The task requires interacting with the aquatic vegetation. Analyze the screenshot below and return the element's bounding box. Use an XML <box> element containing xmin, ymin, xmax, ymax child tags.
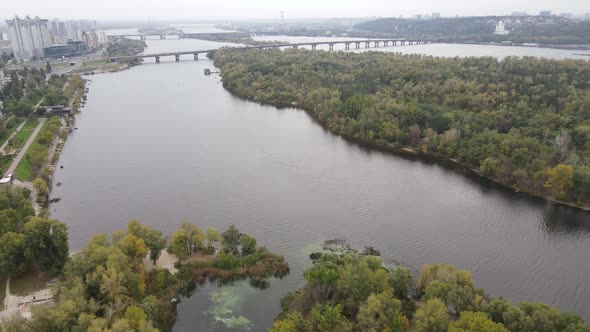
<box><xmin>210</xmin><ymin>286</ymin><xmax>253</xmax><ymax>331</ymax></box>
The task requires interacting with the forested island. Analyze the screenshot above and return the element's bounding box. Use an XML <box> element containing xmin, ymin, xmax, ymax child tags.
<box><xmin>105</xmin><ymin>38</ymin><xmax>147</xmax><ymax>58</ymax></box>
<box><xmin>214</xmin><ymin>48</ymin><xmax>590</xmax><ymax>209</ymax></box>
<box><xmin>270</xmin><ymin>241</ymin><xmax>590</xmax><ymax>331</ymax></box>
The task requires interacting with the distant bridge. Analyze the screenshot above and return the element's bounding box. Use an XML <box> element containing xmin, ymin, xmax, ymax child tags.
<box><xmin>108</xmin><ymin>32</ymin><xmax>186</xmax><ymax>40</ymax></box>
<box><xmin>107</xmin><ymin>39</ymin><xmax>435</xmax><ymax>63</ymax></box>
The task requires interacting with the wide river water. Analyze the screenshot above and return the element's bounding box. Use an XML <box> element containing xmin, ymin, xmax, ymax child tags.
<box><xmin>50</xmin><ymin>34</ymin><xmax>590</xmax><ymax>330</ymax></box>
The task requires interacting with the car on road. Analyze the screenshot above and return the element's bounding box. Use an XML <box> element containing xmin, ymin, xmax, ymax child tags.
<box><xmin>0</xmin><ymin>173</ymin><xmax>13</xmax><ymax>184</ymax></box>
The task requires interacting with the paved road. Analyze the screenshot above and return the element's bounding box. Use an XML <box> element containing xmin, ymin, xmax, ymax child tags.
<box><xmin>0</xmin><ymin>119</ymin><xmax>27</xmax><ymax>154</ymax></box>
<box><xmin>5</xmin><ymin>118</ymin><xmax>46</xmax><ymax>175</ymax></box>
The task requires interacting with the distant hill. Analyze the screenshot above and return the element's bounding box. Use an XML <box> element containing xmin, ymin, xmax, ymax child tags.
<box><xmin>354</xmin><ymin>16</ymin><xmax>590</xmax><ymax>45</ymax></box>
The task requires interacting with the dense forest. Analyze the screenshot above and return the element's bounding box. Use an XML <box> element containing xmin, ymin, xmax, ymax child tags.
<box><xmin>0</xmin><ymin>187</ymin><xmax>69</xmax><ymax>277</ymax></box>
<box><xmin>214</xmin><ymin>48</ymin><xmax>590</xmax><ymax>208</ymax></box>
<box><xmin>106</xmin><ymin>38</ymin><xmax>147</xmax><ymax>57</ymax></box>
<box><xmin>354</xmin><ymin>16</ymin><xmax>590</xmax><ymax>45</ymax></box>
<box><xmin>271</xmin><ymin>242</ymin><xmax>590</xmax><ymax>331</ymax></box>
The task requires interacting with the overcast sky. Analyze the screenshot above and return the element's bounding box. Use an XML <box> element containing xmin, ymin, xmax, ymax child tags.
<box><xmin>3</xmin><ymin>0</ymin><xmax>589</xmax><ymax>21</ymax></box>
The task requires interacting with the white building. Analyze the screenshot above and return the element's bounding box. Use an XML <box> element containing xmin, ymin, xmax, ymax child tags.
<box><xmin>6</xmin><ymin>16</ymin><xmax>52</xmax><ymax>59</ymax></box>
<box><xmin>494</xmin><ymin>21</ymin><xmax>510</xmax><ymax>35</ymax></box>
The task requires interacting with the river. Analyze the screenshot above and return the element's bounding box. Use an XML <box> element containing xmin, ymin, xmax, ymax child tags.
<box><xmin>49</xmin><ymin>34</ymin><xmax>590</xmax><ymax>330</ymax></box>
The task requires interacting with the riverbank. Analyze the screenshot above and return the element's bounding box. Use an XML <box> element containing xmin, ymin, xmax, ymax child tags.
<box><xmin>214</xmin><ymin>49</ymin><xmax>590</xmax><ymax>212</ymax></box>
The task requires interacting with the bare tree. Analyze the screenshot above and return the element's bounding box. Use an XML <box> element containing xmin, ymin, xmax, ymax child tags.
<box><xmin>554</xmin><ymin>131</ymin><xmax>571</xmax><ymax>162</ymax></box>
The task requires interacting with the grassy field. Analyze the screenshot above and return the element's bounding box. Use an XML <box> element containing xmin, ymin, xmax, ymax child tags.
<box><xmin>0</xmin><ymin>155</ymin><xmax>15</xmax><ymax>174</ymax></box>
<box><xmin>14</xmin><ymin>120</ymin><xmax>54</xmax><ymax>181</ymax></box>
<box><xmin>0</xmin><ymin>117</ymin><xmax>25</xmax><ymax>148</ymax></box>
<box><xmin>82</xmin><ymin>58</ymin><xmax>107</xmax><ymax>67</ymax></box>
<box><xmin>14</xmin><ymin>118</ymin><xmax>59</xmax><ymax>181</ymax></box>
<box><xmin>7</xmin><ymin>118</ymin><xmax>39</xmax><ymax>151</ymax></box>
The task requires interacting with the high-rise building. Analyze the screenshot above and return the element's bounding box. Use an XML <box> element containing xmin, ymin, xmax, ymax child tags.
<box><xmin>6</xmin><ymin>16</ymin><xmax>52</xmax><ymax>59</ymax></box>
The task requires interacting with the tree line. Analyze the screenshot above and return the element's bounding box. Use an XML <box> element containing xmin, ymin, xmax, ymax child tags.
<box><xmin>214</xmin><ymin>48</ymin><xmax>590</xmax><ymax>207</ymax></box>
<box><xmin>271</xmin><ymin>246</ymin><xmax>589</xmax><ymax>331</ymax></box>
<box><xmin>354</xmin><ymin>16</ymin><xmax>590</xmax><ymax>45</ymax></box>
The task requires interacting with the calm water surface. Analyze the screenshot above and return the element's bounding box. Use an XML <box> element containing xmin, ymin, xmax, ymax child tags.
<box><xmin>50</xmin><ymin>37</ymin><xmax>590</xmax><ymax>330</ymax></box>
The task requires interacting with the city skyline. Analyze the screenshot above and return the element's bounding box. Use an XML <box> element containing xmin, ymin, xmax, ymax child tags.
<box><xmin>2</xmin><ymin>0</ymin><xmax>589</xmax><ymax>21</ymax></box>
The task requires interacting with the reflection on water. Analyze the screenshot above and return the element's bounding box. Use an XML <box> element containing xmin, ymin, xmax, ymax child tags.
<box><xmin>174</xmin><ymin>281</ymin><xmax>275</xmax><ymax>332</ymax></box>
<box><xmin>542</xmin><ymin>203</ymin><xmax>590</xmax><ymax>236</ymax></box>
<box><xmin>210</xmin><ymin>286</ymin><xmax>254</xmax><ymax>330</ymax></box>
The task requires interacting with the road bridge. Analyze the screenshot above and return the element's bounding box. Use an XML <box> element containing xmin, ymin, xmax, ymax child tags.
<box><xmin>107</xmin><ymin>39</ymin><xmax>435</xmax><ymax>63</ymax></box>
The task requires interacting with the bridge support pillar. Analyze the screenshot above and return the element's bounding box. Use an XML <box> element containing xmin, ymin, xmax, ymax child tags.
<box><xmin>140</xmin><ymin>35</ymin><xmax>146</xmax><ymax>40</ymax></box>
<box><xmin>365</xmin><ymin>41</ymin><xmax>370</xmax><ymax>48</ymax></box>
<box><xmin>311</xmin><ymin>44</ymin><xmax>317</xmax><ymax>51</ymax></box>
<box><xmin>328</xmin><ymin>43</ymin><xmax>334</xmax><ymax>52</ymax></box>
<box><xmin>155</xmin><ymin>56</ymin><xmax>160</xmax><ymax>64</ymax></box>
<box><xmin>175</xmin><ymin>55</ymin><xmax>180</xmax><ymax>62</ymax></box>
<box><xmin>293</xmin><ymin>45</ymin><xmax>298</xmax><ymax>49</ymax></box>
<box><xmin>384</xmin><ymin>41</ymin><xmax>389</xmax><ymax>47</ymax></box>
<box><xmin>345</xmin><ymin>43</ymin><xmax>350</xmax><ymax>50</ymax></box>
<box><xmin>160</xmin><ymin>35</ymin><xmax>165</xmax><ymax>40</ymax></box>
<box><xmin>355</xmin><ymin>42</ymin><xmax>360</xmax><ymax>49</ymax></box>
<box><xmin>194</xmin><ymin>53</ymin><xmax>198</xmax><ymax>61</ymax></box>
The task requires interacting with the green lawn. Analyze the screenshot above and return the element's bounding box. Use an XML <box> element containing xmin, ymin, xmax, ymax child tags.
<box><xmin>82</xmin><ymin>59</ymin><xmax>107</xmax><ymax>67</ymax></box>
<box><xmin>14</xmin><ymin>118</ymin><xmax>57</xmax><ymax>181</ymax></box>
<box><xmin>0</xmin><ymin>117</ymin><xmax>25</xmax><ymax>148</ymax></box>
<box><xmin>13</xmin><ymin>150</ymin><xmax>34</xmax><ymax>180</ymax></box>
<box><xmin>7</xmin><ymin>118</ymin><xmax>39</xmax><ymax>151</ymax></box>
<box><xmin>0</xmin><ymin>155</ymin><xmax>15</xmax><ymax>174</ymax></box>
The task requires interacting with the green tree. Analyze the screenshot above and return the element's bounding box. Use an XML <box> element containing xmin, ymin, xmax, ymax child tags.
<box><xmin>33</xmin><ymin>178</ymin><xmax>48</xmax><ymax>195</ymax></box>
<box><xmin>46</xmin><ymin>61</ymin><xmax>52</xmax><ymax>73</ymax></box>
<box><xmin>483</xmin><ymin>298</ymin><xmax>514</xmax><ymax>324</ymax></box>
<box><xmin>144</xmin><ymin>229</ymin><xmax>166</xmax><ymax>265</ymax></box>
<box><xmin>167</xmin><ymin>228</ymin><xmax>189</xmax><ymax>264</ymax></box>
<box><xmin>240</xmin><ymin>235</ymin><xmax>257</xmax><ymax>255</ymax></box>
<box><xmin>413</xmin><ymin>298</ymin><xmax>449</xmax><ymax>332</ymax></box>
<box><xmin>0</xmin><ymin>232</ymin><xmax>27</xmax><ymax>276</ymax></box>
<box><xmin>502</xmin><ymin>306</ymin><xmax>534</xmax><ymax>332</ymax></box>
<box><xmin>221</xmin><ymin>225</ymin><xmax>241</xmax><ymax>254</ymax></box>
<box><xmin>449</xmin><ymin>311</ymin><xmax>508</xmax><ymax>332</ymax></box>
<box><xmin>391</xmin><ymin>266</ymin><xmax>413</xmax><ymax>299</ymax></box>
<box><xmin>356</xmin><ymin>290</ymin><xmax>403</xmax><ymax>332</ymax></box>
<box><xmin>23</xmin><ymin>218</ymin><xmax>69</xmax><ymax>274</ymax></box>
<box><xmin>270</xmin><ymin>312</ymin><xmax>311</xmax><ymax>332</ymax></box>
<box><xmin>206</xmin><ymin>227</ymin><xmax>220</xmax><ymax>249</ymax></box>
<box><xmin>125</xmin><ymin>305</ymin><xmax>147</xmax><ymax>331</ymax></box>
<box><xmin>544</xmin><ymin>164</ymin><xmax>574</xmax><ymax>199</ymax></box>
<box><xmin>310</xmin><ymin>304</ymin><xmax>352</xmax><ymax>332</ymax></box>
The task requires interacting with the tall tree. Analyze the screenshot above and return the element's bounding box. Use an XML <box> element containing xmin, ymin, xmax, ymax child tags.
<box><xmin>413</xmin><ymin>298</ymin><xmax>449</xmax><ymax>332</ymax></box>
<box><xmin>544</xmin><ymin>164</ymin><xmax>574</xmax><ymax>199</ymax></box>
<box><xmin>221</xmin><ymin>225</ymin><xmax>241</xmax><ymax>254</ymax></box>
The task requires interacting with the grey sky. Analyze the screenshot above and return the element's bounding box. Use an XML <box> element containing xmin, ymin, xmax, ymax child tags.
<box><xmin>3</xmin><ymin>0</ymin><xmax>589</xmax><ymax>21</ymax></box>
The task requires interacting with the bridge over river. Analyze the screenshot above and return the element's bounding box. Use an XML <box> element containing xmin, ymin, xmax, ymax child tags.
<box><xmin>107</xmin><ymin>39</ymin><xmax>435</xmax><ymax>63</ymax></box>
